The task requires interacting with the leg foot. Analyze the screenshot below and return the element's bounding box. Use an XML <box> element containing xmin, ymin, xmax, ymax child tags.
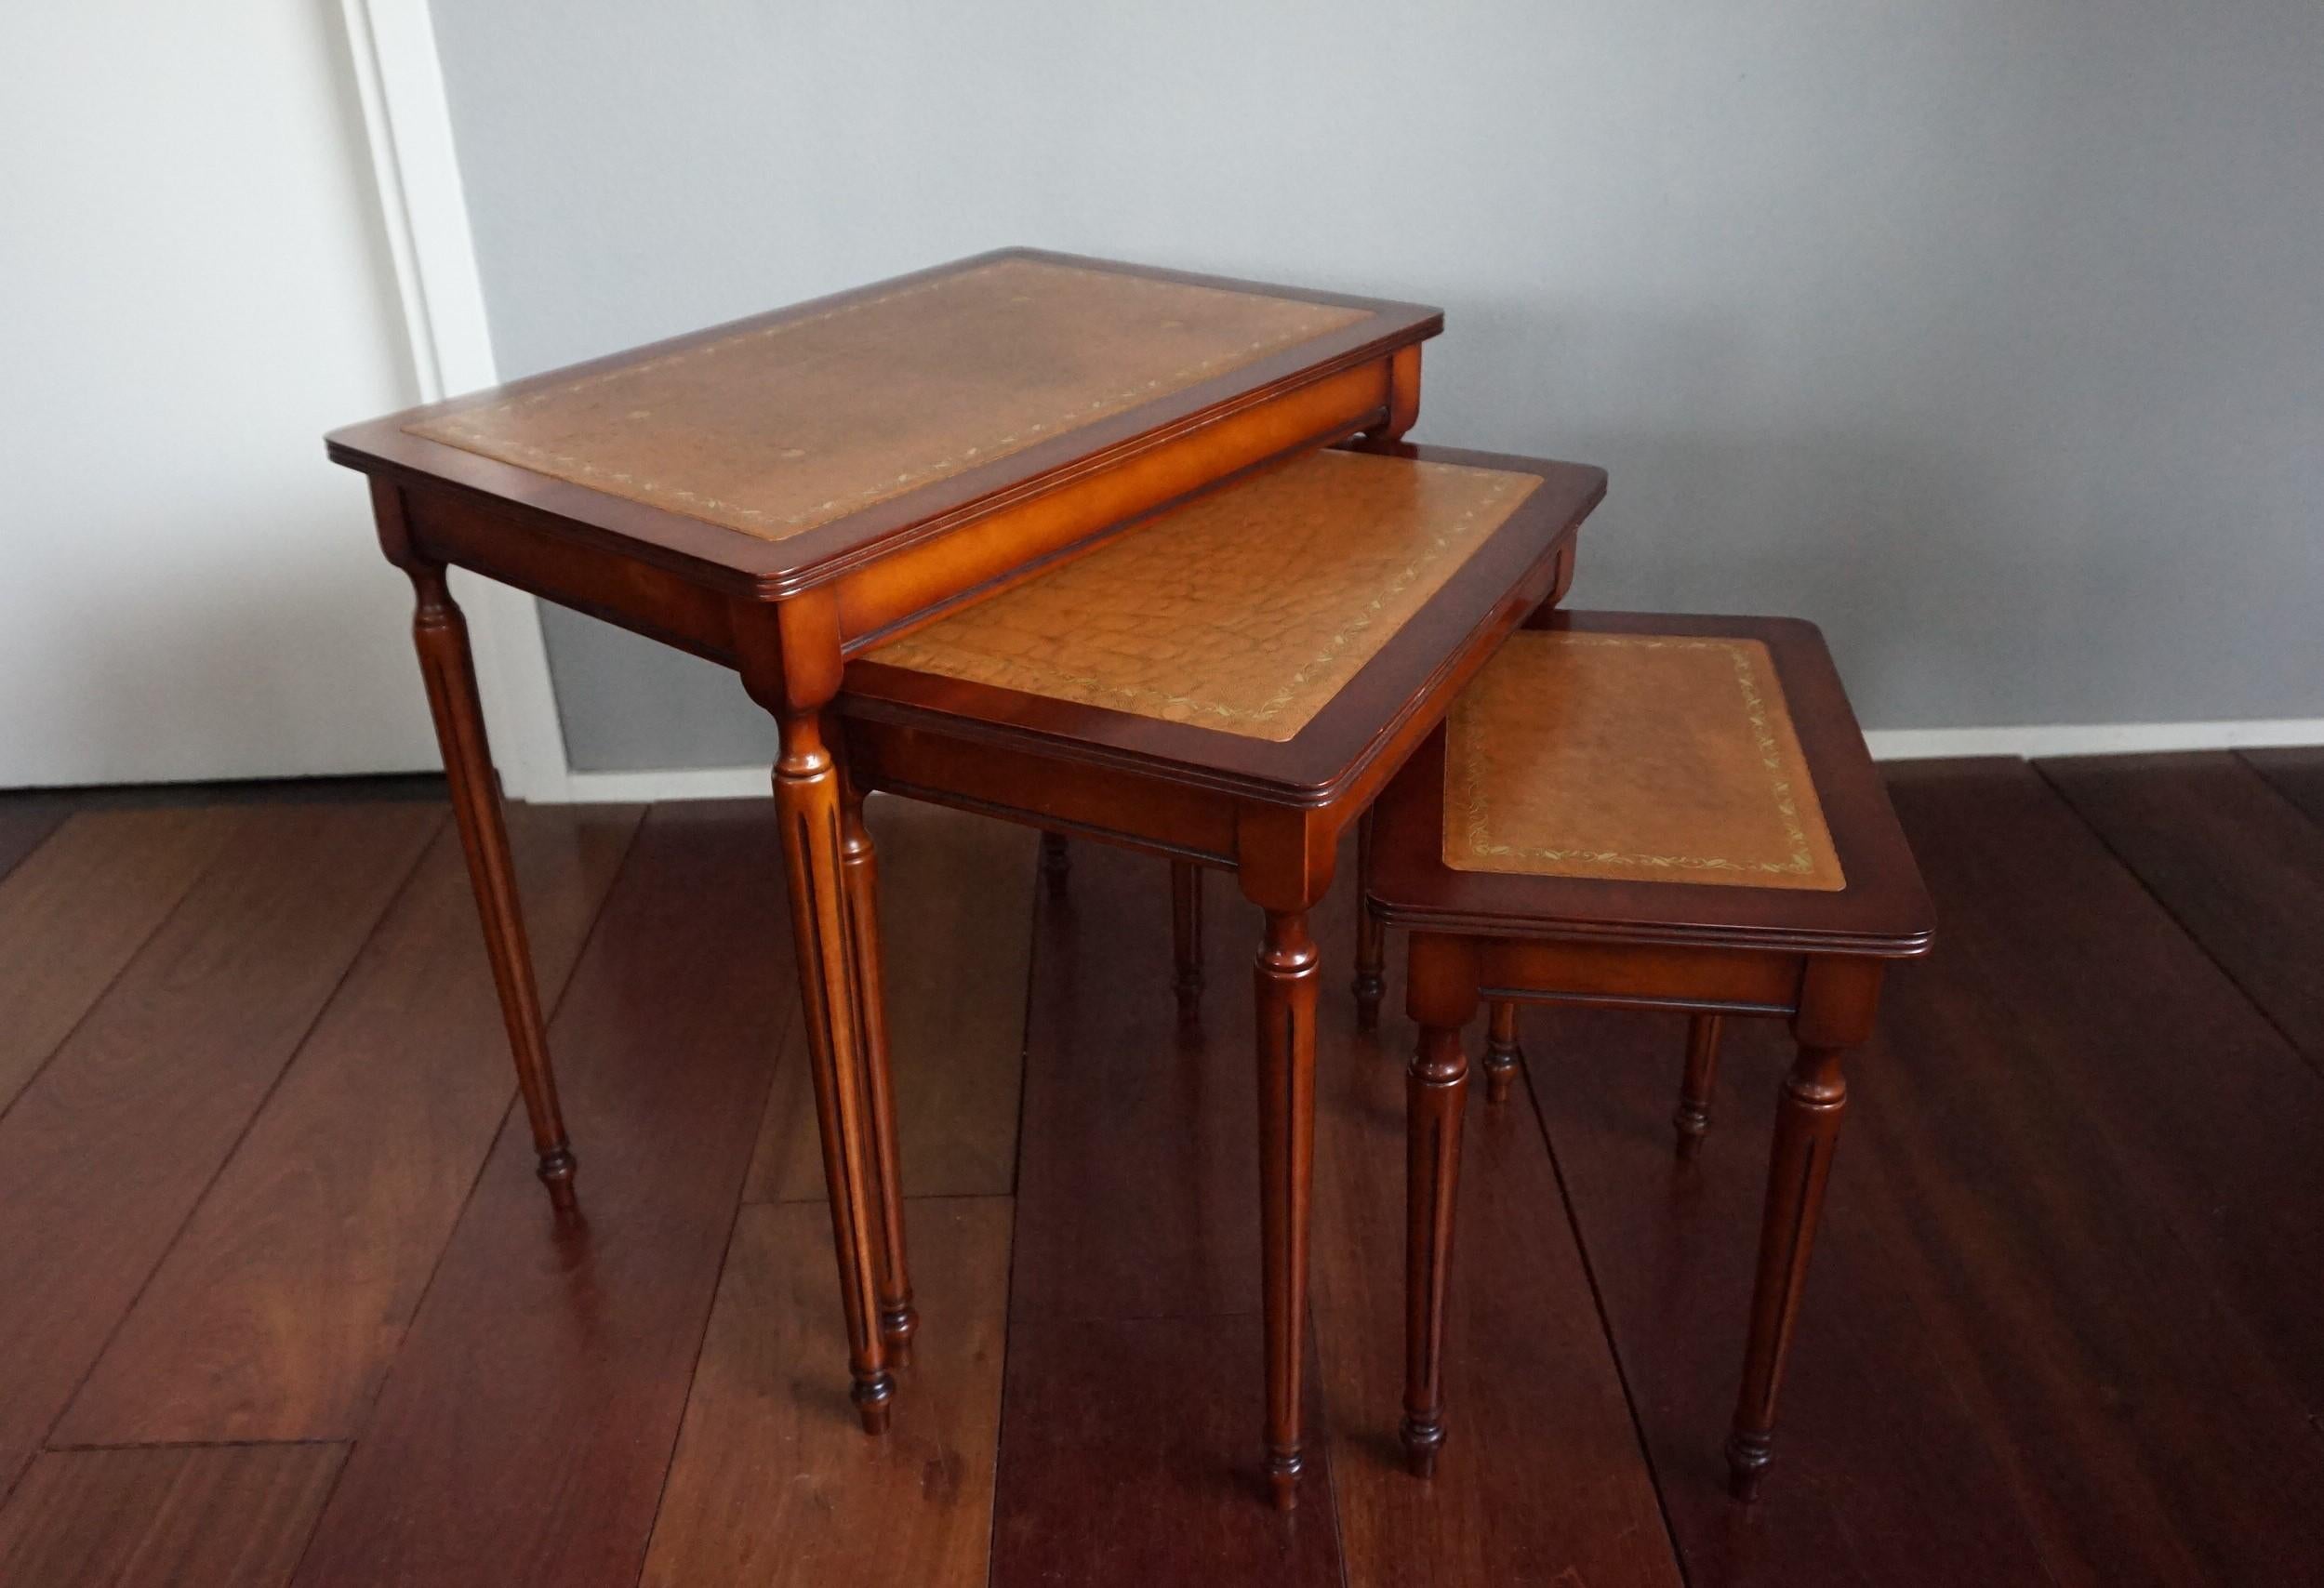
<box><xmin>1675</xmin><ymin>1013</ymin><xmax>1723</xmax><ymax>1160</ymax></box>
<box><xmin>1400</xmin><ymin>1414</ymin><xmax>1444</xmax><ymax>1478</ymax></box>
<box><xmin>1266</xmin><ymin>1450</ymin><xmax>1303</xmax><ymax>1512</ymax></box>
<box><xmin>852</xmin><ymin>1370</ymin><xmax>898</xmax><ymax>1436</ymax></box>
<box><xmin>1725</xmin><ymin>1428</ymin><xmax>1771</xmax><ymax>1501</ymax></box>
<box><xmin>1482</xmin><ymin>1001</ymin><xmax>1522</xmax><ymax>1105</ymax></box>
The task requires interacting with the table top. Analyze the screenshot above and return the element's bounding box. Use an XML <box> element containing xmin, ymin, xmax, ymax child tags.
<box><xmin>328</xmin><ymin>250</ymin><xmax>1439</xmax><ymax>597</ymax></box>
<box><xmin>1366</xmin><ymin>611</ymin><xmax>1933</xmax><ymax>955</ymax></box>
<box><xmin>1444</xmin><ymin>629</ymin><xmax>1846</xmax><ymax>891</ymax></box>
<box><xmin>841</xmin><ymin>444</ymin><xmax>1607</xmax><ymax>802</ymax></box>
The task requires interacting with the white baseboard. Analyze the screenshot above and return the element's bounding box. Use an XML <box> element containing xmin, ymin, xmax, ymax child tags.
<box><xmin>537</xmin><ymin>718</ymin><xmax>2324</xmax><ymax>804</ymax></box>
<box><xmin>1864</xmin><ymin>718</ymin><xmax>2324</xmax><ymax>762</ymax></box>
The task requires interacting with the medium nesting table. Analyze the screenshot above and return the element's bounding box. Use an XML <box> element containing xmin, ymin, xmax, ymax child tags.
<box><xmin>326</xmin><ymin>251</ymin><xmax>1441</xmax><ymax>1438</ymax></box>
<box><xmin>838</xmin><ymin>442</ymin><xmax>1605</xmax><ymax>1504</ymax></box>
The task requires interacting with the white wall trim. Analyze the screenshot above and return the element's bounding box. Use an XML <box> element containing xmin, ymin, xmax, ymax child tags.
<box><xmin>544</xmin><ymin>719</ymin><xmax>2324</xmax><ymax>804</ymax></box>
<box><xmin>1866</xmin><ymin>718</ymin><xmax>2324</xmax><ymax>761</ymax></box>
<box><xmin>339</xmin><ymin>0</ymin><xmax>574</xmax><ymax>801</ymax></box>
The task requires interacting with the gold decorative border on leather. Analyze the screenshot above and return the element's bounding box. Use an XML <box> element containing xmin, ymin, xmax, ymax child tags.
<box><xmin>405</xmin><ymin>258</ymin><xmax>1371</xmax><ymax>544</ymax></box>
<box><xmin>1446</xmin><ymin>633</ymin><xmax>1846</xmax><ymax>889</ymax></box>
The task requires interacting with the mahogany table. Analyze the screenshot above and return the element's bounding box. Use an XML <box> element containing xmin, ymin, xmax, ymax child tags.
<box><xmin>839</xmin><ymin>442</ymin><xmax>1605</xmax><ymax>1504</ymax></box>
<box><xmin>326</xmin><ymin>251</ymin><xmax>1441</xmax><ymax>1436</ymax></box>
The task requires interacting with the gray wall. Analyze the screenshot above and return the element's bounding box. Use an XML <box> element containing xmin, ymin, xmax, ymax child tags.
<box><xmin>432</xmin><ymin>0</ymin><xmax>2324</xmax><ymax>774</ymax></box>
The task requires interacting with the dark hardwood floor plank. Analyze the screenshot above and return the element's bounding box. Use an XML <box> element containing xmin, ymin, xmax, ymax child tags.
<box><xmin>991</xmin><ymin>841</ymin><xmax>1340</xmax><ymax>1581</ymax></box>
<box><xmin>1307</xmin><ymin>874</ymin><xmax>1683</xmax><ymax>1588</ymax></box>
<box><xmin>1008</xmin><ymin>841</ymin><xmax>1261</xmax><ymax>1322</ymax></box>
<box><xmin>2041</xmin><ymin>751</ymin><xmax>2324</xmax><ymax>1069</ymax></box>
<box><xmin>1540</xmin><ymin>758</ymin><xmax>2324</xmax><ymax>1587</ymax></box>
<box><xmin>0</xmin><ymin>807</ymin><xmax>243</xmax><ymax>1115</ymax></box>
<box><xmin>0</xmin><ymin>801</ymin><xmax>441</xmax><ymax>1495</ymax></box>
<box><xmin>641</xmin><ymin>1198</ymin><xmax>1010</xmax><ymax>1588</ymax></box>
<box><xmin>2240</xmin><ymin>746</ymin><xmax>2324</xmax><ymax>829</ymax></box>
<box><xmin>287</xmin><ymin>801</ymin><xmax>788</xmax><ymax>1588</ymax></box>
<box><xmin>0</xmin><ymin>1443</ymin><xmax>344</xmax><ymax>1588</ymax></box>
<box><xmin>58</xmin><ymin>803</ymin><xmax>644</xmax><ymax>1446</ymax></box>
<box><xmin>747</xmin><ymin>797</ymin><xmax>1031</xmax><ymax>1203</ymax></box>
<box><xmin>990</xmin><ymin>1313</ymin><xmax>1341</xmax><ymax>1586</ymax></box>
<box><xmin>0</xmin><ymin>796</ymin><xmax>72</xmax><ymax>883</ymax></box>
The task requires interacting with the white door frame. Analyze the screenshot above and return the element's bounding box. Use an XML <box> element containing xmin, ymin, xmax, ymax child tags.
<box><xmin>339</xmin><ymin>0</ymin><xmax>575</xmax><ymax>801</ymax></box>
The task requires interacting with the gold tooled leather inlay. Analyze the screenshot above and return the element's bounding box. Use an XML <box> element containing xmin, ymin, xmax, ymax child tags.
<box><xmin>405</xmin><ymin>257</ymin><xmax>1371</xmax><ymax>544</ymax></box>
<box><xmin>870</xmin><ymin>450</ymin><xmax>1541</xmax><ymax>742</ymax></box>
<box><xmin>1444</xmin><ymin>631</ymin><xmax>1845</xmax><ymax>890</ymax></box>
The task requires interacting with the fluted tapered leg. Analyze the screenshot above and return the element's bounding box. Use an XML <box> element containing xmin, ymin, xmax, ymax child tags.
<box><xmin>1401</xmin><ymin>1022</ymin><xmax>1469</xmax><ymax>1476</ymax></box>
<box><xmin>1171</xmin><ymin>860</ymin><xmax>1203</xmax><ymax>1021</ymax></box>
<box><xmin>1675</xmin><ymin>1013</ymin><xmax>1725</xmax><ymax>1159</ymax></box>
<box><xmin>839</xmin><ymin>782</ymin><xmax>917</xmax><ymax>1367</ymax></box>
<box><xmin>1482</xmin><ymin>1001</ymin><xmax>1523</xmax><ymax>1104</ymax></box>
<box><xmin>1353</xmin><ymin>813</ymin><xmax>1385</xmax><ymax>1030</ymax></box>
<box><xmin>1726</xmin><ymin>1042</ymin><xmax>1849</xmax><ymax>1498</ymax></box>
<box><xmin>405</xmin><ymin>563</ymin><xmax>576</xmax><ymax>1213</ymax></box>
<box><xmin>1255</xmin><ymin>907</ymin><xmax>1320</xmax><ymax>1510</ymax></box>
<box><xmin>776</xmin><ymin>710</ymin><xmax>896</xmax><ymax>1434</ymax></box>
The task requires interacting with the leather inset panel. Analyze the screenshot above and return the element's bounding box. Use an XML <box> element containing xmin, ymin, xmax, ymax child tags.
<box><xmin>870</xmin><ymin>450</ymin><xmax>1542</xmax><ymax>742</ymax></box>
<box><xmin>1444</xmin><ymin>631</ymin><xmax>1845</xmax><ymax>890</ymax></box>
<box><xmin>405</xmin><ymin>257</ymin><xmax>1370</xmax><ymax>545</ymax></box>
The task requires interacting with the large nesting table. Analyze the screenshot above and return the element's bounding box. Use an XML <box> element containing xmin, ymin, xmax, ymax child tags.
<box><xmin>325</xmin><ymin>250</ymin><xmax>1492</xmax><ymax>1501</ymax></box>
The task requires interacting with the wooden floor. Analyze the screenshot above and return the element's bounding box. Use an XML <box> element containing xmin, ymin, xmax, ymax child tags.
<box><xmin>2</xmin><ymin>751</ymin><xmax>2321</xmax><ymax>1586</ymax></box>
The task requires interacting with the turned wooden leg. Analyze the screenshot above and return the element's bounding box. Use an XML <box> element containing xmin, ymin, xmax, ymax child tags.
<box><xmin>1675</xmin><ymin>1013</ymin><xmax>1725</xmax><ymax>1160</ymax></box>
<box><xmin>1039</xmin><ymin>830</ymin><xmax>1070</xmax><ymax>896</ymax></box>
<box><xmin>1482</xmin><ymin>1001</ymin><xmax>1523</xmax><ymax>1104</ymax></box>
<box><xmin>839</xmin><ymin>780</ymin><xmax>916</xmax><ymax>1368</ymax></box>
<box><xmin>1254</xmin><ymin>907</ymin><xmax>1321</xmax><ymax>1510</ymax></box>
<box><xmin>1726</xmin><ymin>1042</ymin><xmax>1849</xmax><ymax>1498</ymax></box>
<box><xmin>1401</xmin><ymin>1021</ymin><xmax>1469</xmax><ymax>1476</ymax></box>
<box><xmin>1170</xmin><ymin>860</ymin><xmax>1203</xmax><ymax>1021</ymax></box>
<box><xmin>1352</xmin><ymin>812</ymin><xmax>1386</xmax><ymax>1032</ymax></box>
<box><xmin>404</xmin><ymin>563</ymin><xmax>576</xmax><ymax>1214</ymax></box>
<box><xmin>775</xmin><ymin>709</ymin><xmax>896</xmax><ymax>1434</ymax></box>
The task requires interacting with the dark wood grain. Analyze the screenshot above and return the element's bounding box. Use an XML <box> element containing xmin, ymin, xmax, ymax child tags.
<box><xmin>0</xmin><ymin>1444</ymin><xmax>344</xmax><ymax>1588</ymax></box>
<box><xmin>2042</xmin><ymin>751</ymin><xmax>2324</xmax><ymax>1070</ymax></box>
<box><xmin>989</xmin><ymin>1314</ymin><xmax>1341</xmax><ymax>1585</ymax></box>
<box><xmin>0</xmin><ymin>807</ymin><xmax>241</xmax><ymax>1115</ymax></box>
<box><xmin>2240</xmin><ymin>746</ymin><xmax>2324</xmax><ymax>828</ymax></box>
<box><xmin>1008</xmin><ymin>844</ymin><xmax>1260</xmax><ymax>1322</ymax></box>
<box><xmin>0</xmin><ymin>796</ymin><xmax>69</xmax><ymax>882</ymax></box>
<box><xmin>0</xmin><ymin>801</ymin><xmax>439</xmax><ymax>1493</ymax></box>
<box><xmin>57</xmin><ymin>803</ymin><xmax>642</xmax><ymax>1446</ymax></box>
<box><xmin>1308</xmin><ymin>873</ymin><xmax>1683</xmax><ymax>1588</ymax></box>
<box><xmin>641</xmin><ymin>1198</ymin><xmax>1010</xmax><ymax>1588</ymax></box>
<box><xmin>1543</xmin><ymin>759</ymin><xmax>2324</xmax><ymax>1585</ymax></box>
<box><xmin>747</xmin><ymin>797</ymin><xmax>1032</xmax><ymax>1202</ymax></box>
<box><xmin>286</xmin><ymin>801</ymin><xmax>787</xmax><ymax>1588</ymax></box>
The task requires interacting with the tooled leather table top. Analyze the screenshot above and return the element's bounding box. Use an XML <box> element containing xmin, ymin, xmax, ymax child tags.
<box><xmin>869</xmin><ymin>450</ymin><xmax>1544</xmax><ymax>743</ymax></box>
<box><xmin>1444</xmin><ymin>631</ymin><xmax>1846</xmax><ymax>890</ymax></box>
<box><xmin>404</xmin><ymin>256</ymin><xmax>1371</xmax><ymax>547</ymax></box>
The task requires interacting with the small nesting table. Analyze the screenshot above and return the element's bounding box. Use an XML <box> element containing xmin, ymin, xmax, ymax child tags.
<box><xmin>839</xmin><ymin>443</ymin><xmax>1604</xmax><ymax>1505</ymax></box>
<box><xmin>1364</xmin><ymin>611</ymin><xmax>1933</xmax><ymax>1497</ymax></box>
<box><xmin>326</xmin><ymin>251</ymin><xmax>1442</xmax><ymax>1436</ymax></box>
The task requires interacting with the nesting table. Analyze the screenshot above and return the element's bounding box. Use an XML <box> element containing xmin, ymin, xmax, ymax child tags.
<box><xmin>325</xmin><ymin>250</ymin><xmax>1596</xmax><ymax>1505</ymax></box>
